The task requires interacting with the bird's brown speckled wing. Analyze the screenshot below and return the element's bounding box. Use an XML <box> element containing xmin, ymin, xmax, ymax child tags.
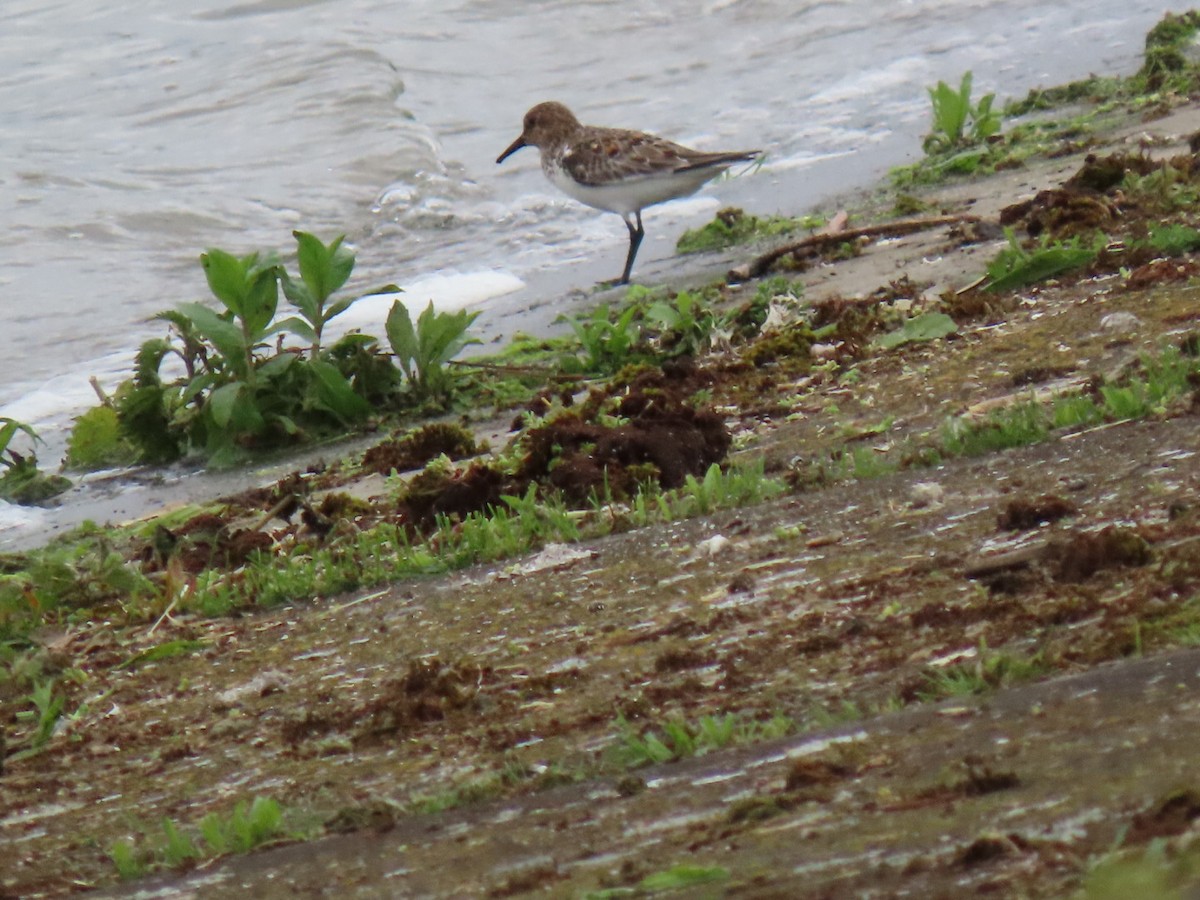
<box><xmin>562</xmin><ymin>126</ymin><xmax>756</xmax><ymax>186</ymax></box>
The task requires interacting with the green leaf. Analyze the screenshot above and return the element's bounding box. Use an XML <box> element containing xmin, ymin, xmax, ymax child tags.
<box><xmin>200</xmin><ymin>249</ymin><xmax>252</xmax><ymax>315</ymax></box>
<box><xmin>179</xmin><ymin>302</ymin><xmax>247</xmax><ymax>374</ymax></box>
<box><xmin>386</xmin><ymin>300</ymin><xmax>419</xmax><ymax>379</ymax></box>
<box><xmin>323</xmin><ymin>296</ymin><xmax>356</xmax><ymax>322</ymax></box>
<box><xmin>258</xmin><ymin>352</ymin><xmax>299</xmax><ymax>379</ymax></box>
<box><xmin>874</xmin><ymin>312</ymin><xmax>959</xmax><ymax>349</ymax></box>
<box><xmin>308</xmin><ymin>359</ymin><xmax>373</xmax><ymax>423</ymax></box>
<box><xmin>117</xmin><ymin>639</ymin><xmax>208</xmax><ymax>670</ymax></box>
<box><xmin>639</xmin><ymin>865</ymin><xmax>729</xmax><ymax>891</ymax></box>
<box><xmin>180</xmin><ymin>372</ymin><xmax>216</xmax><ymax>405</ymax></box>
<box><xmin>207</xmin><ymin>382</ymin><xmax>245</xmax><ymax>429</ymax></box>
<box><xmin>0</xmin><ymin>417</ymin><xmax>39</xmax><ymax>457</ymax></box>
<box><xmin>241</xmin><ymin>265</ymin><xmax>280</xmax><ymax>339</ymax></box>
<box><xmin>271</xmin><ymin>315</ymin><xmax>318</xmax><ymax>344</ymax></box>
<box><xmin>295</xmin><ymin>230</ymin><xmax>354</xmax><ymax>303</ymax></box>
<box><xmin>280</xmin><ymin>270</ymin><xmax>318</xmax><ymax>325</ymax></box>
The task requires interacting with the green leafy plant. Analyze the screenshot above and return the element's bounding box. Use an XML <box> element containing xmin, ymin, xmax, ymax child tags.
<box><xmin>10</xmin><ymin>678</ymin><xmax>66</xmax><ymax>760</ymax></box>
<box><xmin>645</xmin><ymin>290</ymin><xmax>717</xmax><ymax>356</ymax></box>
<box><xmin>983</xmin><ymin>228</ymin><xmax>1101</xmax><ymax>292</ymax></box>
<box><xmin>64</xmin><ymin>406</ymin><xmax>136</xmax><ymax>471</ymax></box>
<box><xmin>1147</xmin><ymin>223</ymin><xmax>1200</xmax><ymax>256</ymax></box>
<box><xmin>277</xmin><ymin>231</ymin><xmax>397</xmax><ymax>357</ymax></box>
<box><xmin>386</xmin><ymin>300</ymin><xmax>482</xmax><ymax>403</ymax></box>
<box><xmin>199</xmin><ymin>797</ymin><xmax>284</xmax><ymax>855</ymax></box>
<box><xmin>923</xmin><ymin>71</ymin><xmax>1001</xmax><ymax>154</ymax></box>
<box><xmin>103</xmin><ymin>233</ymin><xmax>388</xmax><ymax>466</ymax></box>
<box><xmin>0</xmin><ymin>417</ymin><xmax>71</xmax><ymax>504</ymax></box>
<box><xmin>669</xmin><ymin>461</ymin><xmax>785</xmax><ymax>517</ymax></box>
<box><xmin>569</xmin><ymin>304</ymin><xmax>641</xmax><ymax>374</ymax></box>
<box><xmin>918</xmin><ymin>642</ymin><xmax>1045</xmax><ymax>701</ymax></box>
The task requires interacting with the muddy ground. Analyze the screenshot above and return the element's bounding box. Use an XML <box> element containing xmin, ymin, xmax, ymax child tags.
<box><xmin>7</xmin><ymin>100</ymin><xmax>1200</xmax><ymax>898</ymax></box>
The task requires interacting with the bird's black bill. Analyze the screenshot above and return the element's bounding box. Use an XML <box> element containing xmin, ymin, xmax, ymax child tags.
<box><xmin>496</xmin><ymin>136</ymin><xmax>527</xmax><ymax>164</ymax></box>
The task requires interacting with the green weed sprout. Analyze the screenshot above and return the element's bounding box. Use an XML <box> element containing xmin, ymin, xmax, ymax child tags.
<box><xmin>923</xmin><ymin>71</ymin><xmax>1001</xmax><ymax>154</ymax></box>
<box><xmin>386</xmin><ymin>299</ymin><xmax>482</xmax><ymax>403</ymax></box>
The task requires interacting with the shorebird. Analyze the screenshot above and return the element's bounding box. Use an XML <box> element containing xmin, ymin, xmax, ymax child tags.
<box><xmin>496</xmin><ymin>101</ymin><xmax>760</xmax><ymax>285</ymax></box>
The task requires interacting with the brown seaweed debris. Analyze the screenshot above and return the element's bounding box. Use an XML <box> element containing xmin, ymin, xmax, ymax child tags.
<box><xmin>997</xmin><ymin>495</ymin><xmax>1078</xmax><ymax>531</ymax></box>
<box><xmin>361</xmin><ymin>422</ymin><xmax>481</xmax><ymax>476</ymax></box>
<box><xmin>399</xmin><ymin>461</ymin><xmax>510</xmax><ymax>528</ymax></box>
<box><xmin>1126</xmin><ymin>789</ymin><xmax>1200</xmax><ymax>843</ymax></box>
<box><xmin>519</xmin><ymin>405</ymin><xmax>730</xmax><ymax>503</ymax></box>
<box><xmin>1049</xmin><ymin>526</ymin><xmax>1152</xmax><ymax>582</ymax></box>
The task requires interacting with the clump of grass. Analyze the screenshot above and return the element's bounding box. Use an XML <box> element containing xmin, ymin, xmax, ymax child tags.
<box><xmin>609</xmin><ymin>712</ymin><xmax>793</xmax><ymax>769</ymax></box>
<box><xmin>1146</xmin><ymin>223</ymin><xmax>1200</xmax><ymax>257</ymax></box>
<box><xmin>918</xmin><ymin>643</ymin><xmax>1047</xmax><ymax>702</ymax></box>
<box><xmin>109</xmin><ymin>797</ymin><xmax>292</xmax><ymax>881</ymax></box>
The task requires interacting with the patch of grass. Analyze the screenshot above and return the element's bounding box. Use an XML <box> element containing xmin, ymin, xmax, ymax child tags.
<box><xmin>1082</xmin><ymin>838</ymin><xmax>1200</xmax><ymax>899</ymax></box>
<box><xmin>919</xmin><ymin>643</ymin><xmax>1047</xmax><ymax>702</ymax></box>
<box><xmin>1147</xmin><ymin>223</ymin><xmax>1200</xmax><ymax>257</ymax></box>
<box><xmin>1122</xmin><ymin>165</ymin><xmax>1200</xmax><ymax>213</ymax></box>
<box><xmin>609</xmin><ymin>712</ymin><xmax>793</xmax><ymax>769</ymax></box>
<box><xmin>665</xmin><ymin>461</ymin><xmax>786</xmax><ymax>518</ymax></box>
<box><xmin>110</xmin><ymin>796</ymin><xmax>293</xmax><ymax>881</ymax></box>
<box><xmin>1004</xmin><ymin>75</ymin><xmax>1125</xmax><ymax>117</ymax></box>
<box><xmin>1136</xmin><ymin>10</ymin><xmax>1200</xmax><ymax>94</ymax></box>
<box><xmin>941</xmin><ymin>400</ymin><xmax>1050</xmax><ymax>457</ymax></box>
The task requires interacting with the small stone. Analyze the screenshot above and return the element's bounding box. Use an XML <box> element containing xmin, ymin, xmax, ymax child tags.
<box><xmin>215</xmin><ymin>670</ymin><xmax>290</xmax><ymax>708</ymax></box>
<box><xmin>694</xmin><ymin>535</ymin><xmax>732</xmax><ymax>558</ymax></box>
<box><xmin>1100</xmin><ymin>311</ymin><xmax>1139</xmax><ymax>334</ymax></box>
<box><xmin>910</xmin><ymin>482</ymin><xmax>945</xmax><ymax>508</ymax></box>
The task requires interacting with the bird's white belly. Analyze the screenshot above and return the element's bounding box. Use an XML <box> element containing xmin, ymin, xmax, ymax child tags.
<box><xmin>546</xmin><ymin>163</ymin><xmax>714</xmax><ymax>217</ymax></box>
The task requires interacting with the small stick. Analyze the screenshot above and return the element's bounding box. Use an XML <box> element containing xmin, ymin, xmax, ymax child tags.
<box><xmin>731</xmin><ymin>214</ymin><xmax>981</xmax><ymax>281</ymax></box>
<box><xmin>89</xmin><ymin>377</ymin><xmax>113</xmax><ymax>408</ymax></box>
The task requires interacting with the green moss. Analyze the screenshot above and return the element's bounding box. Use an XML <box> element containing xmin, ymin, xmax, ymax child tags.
<box><xmin>676</xmin><ymin>207</ymin><xmax>818</xmax><ymax>254</ymax></box>
<box><xmin>741</xmin><ymin>324</ymin><xmax>814</xmax><ymax>369</ymax></box>
<box><xmin>1139</xmin><ymin>11</ymin><xmax>1200</xmax><ymax>92</ymax></box>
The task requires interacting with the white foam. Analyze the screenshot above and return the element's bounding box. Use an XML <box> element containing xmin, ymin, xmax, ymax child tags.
<box><xmin>807</xmin><ymin>56</ymin><xmax>933</xmax><ymax>106</ymax></box>
<box><xmin>330</xmin><ymin>269</ymin><xmax>524</xmax><ymax>337</ymax></box>
<box><xmin>0</xmin><ymin>500</ymin><xmax>44</xmax><ymax>542</ymax></box>
<box><xmin>0</xmin><ymin>348</ymin><xmax>130</xmax><ymax>428</ymax></box>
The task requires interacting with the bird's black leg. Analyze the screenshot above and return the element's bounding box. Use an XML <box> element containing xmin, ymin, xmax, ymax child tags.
<box><xmin>616</xmin><ymin>212</ymin><xmax>644</xmax><ymax>285</ymax></box>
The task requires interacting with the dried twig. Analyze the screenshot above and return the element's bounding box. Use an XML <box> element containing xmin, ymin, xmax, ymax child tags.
<box><xmin>730</xmin><ymin>213</ymin><xmax>981</xmax><ymax>281</ymax></box>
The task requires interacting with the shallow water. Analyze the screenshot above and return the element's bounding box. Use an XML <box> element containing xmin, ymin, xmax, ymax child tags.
<box><xmin>0</xmin><ymin>0</ymin><xmax>1181</xmax><ymax>536</ymax></box>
